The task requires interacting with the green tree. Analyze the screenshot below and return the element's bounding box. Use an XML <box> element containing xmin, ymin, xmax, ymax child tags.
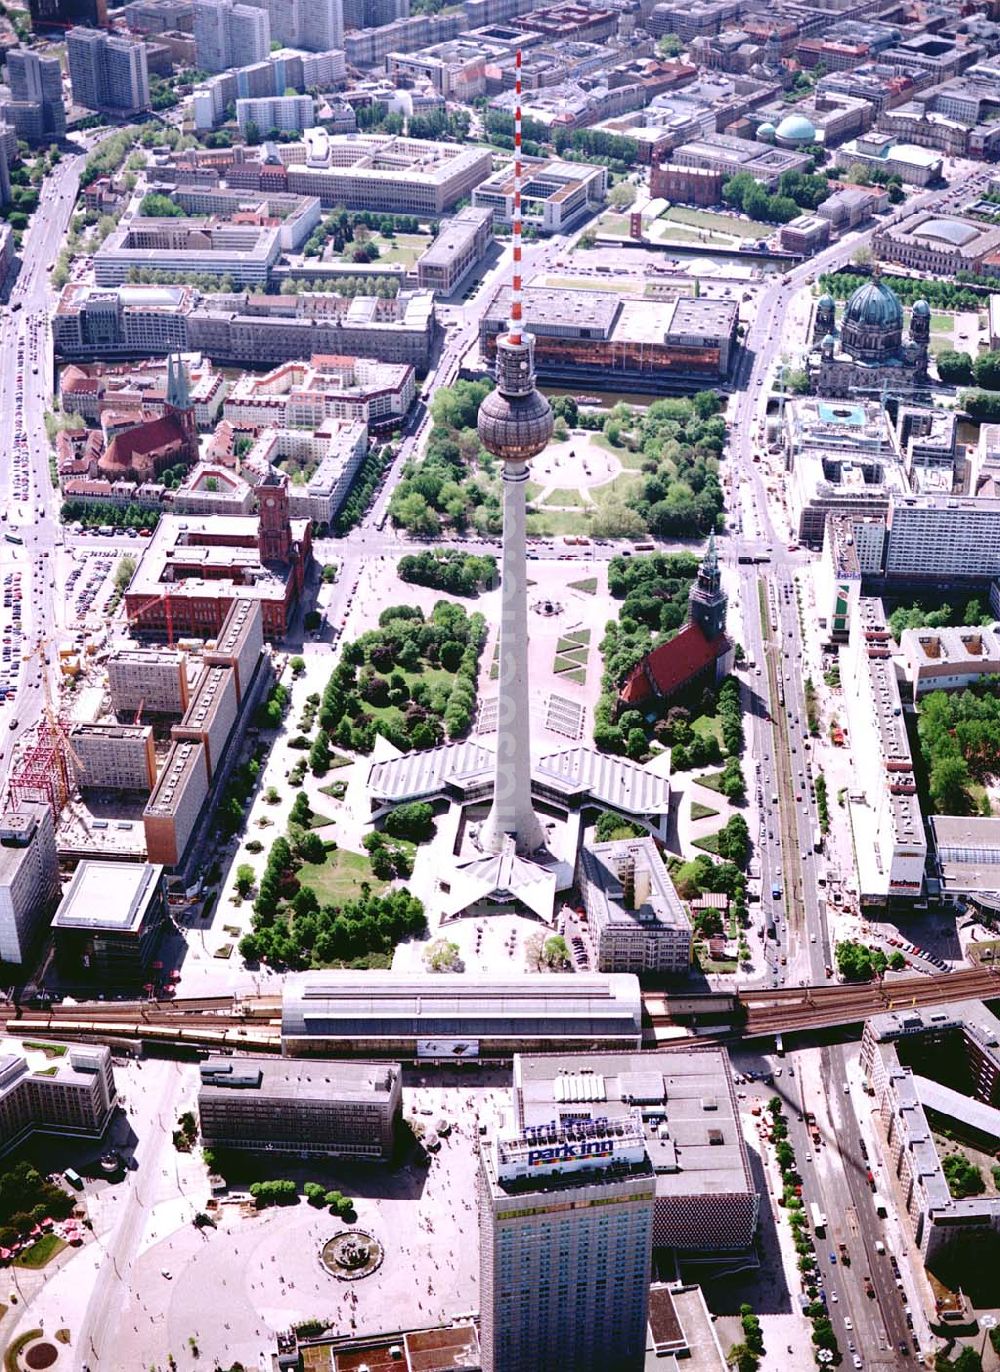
<box><xmin>235</xmin><ymin>864</ymin><xmax>255</xmax><ymax>898</ymax></box>
<box><xmin>936</xmin><ymin>350</ymin><xmax>974</xmax><ymax>385</ymax></box>
<box><xmin>423</xmin><ymin>937</ymin><xmax>461</xmax><ymax>971</ymax></box>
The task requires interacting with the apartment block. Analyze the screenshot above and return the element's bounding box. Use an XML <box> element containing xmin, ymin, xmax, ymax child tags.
<box><xmin>204</xmin><ymin>597</ymin><xmax>264</xmax><ymax>705</ymax></box>
<box><xmin>193</xmin><ymin>0</ymin><xmax>271</xmax><ymax>73</ymax></box>
<box><xmin>52</xmin><ymin>860</ymin><xmax>167</xmax><ymax>982</ymax></box>
<box><xmin>885</xmin><ymin>496</ymin><xmax>1000</xmax><ymax>580</ymax></box>
<box><xmin>579</xmin><ymin>837</ymin><xmax>692</xmax><ymax>975</ymax></box>
<box><xmin>236</xmin><ymin>94</ymin><xmax>315</xmax><ymax>135</ymax></box>
<box><xmin>67</xmin><ymin>28</ymin><xmax>150</xmax><ymax>113</ymax></box>
<box><xmin>222</xmin><ymin>354</ymin><xmax>414</xmax><ymax>430</ymax></box>
<box><xmin>69</xmin><ymin>723</ymin><xmax>157</xmax><ymax>793</ymax></box>
<box><xmin>245</xmin><ymin>421</ymin><xmax>368</xmax><ymax>525</ymax></box>
<box><xmin>198</xmin><ymin>1057</ymin><xmax>401</xmax><ymax>1159</ymax></box>
<box><xmin>108</xmin><ymin>648</ymin><xmax>190</xmax><ymax>718</ymax></box>
<box><xmin>0</xmin><ymin>1044</ymin><xmax>116</xmax><ymax>1159</ymax></box>
<box><xmin>0</xmin><ymin>806</ymin><xmax>59</xmax><ymax>967</ymax></box>
<box><xmin>4</xmin><ymin>50</ymin><xmax>66</xmax><ymax>142</ymax></box>
<box><xmin>143</xmin><ymin>739</ymin><xmax>210</xmax><ymax>868</ymax></box>
<box><xmin>170</xmin><ymin>665</ymin><xmax>239</xmax><ymax>778</ymax></box>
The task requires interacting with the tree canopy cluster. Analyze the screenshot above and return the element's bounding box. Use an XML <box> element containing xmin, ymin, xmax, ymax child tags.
<box><xmin>398</xmin><ymin>549</ymin><xmax>497</xmax><ymax>597</ymax></box>
<box><xmin>240</xmin><ymin>832</ymin><xmax>426</xmax><ymax>968</ymax></box>
<box><xmin>888</xmin><ymin>598</ymin><xmax>991</xmax><ymax>641</ymax></box>
<box><xmin>0</xmin><ymin>1162</ymin><xmax>75</xmax><ymax>1247</ymax></box>
<box><xmin>139</xmin><ymin>192</ymin><xmax>185</xmax><ymax>218</ymax></box>
<box><xmin>917</xmin><ymin>685</ymin><xmax>1000</xmax><ymax>816</ymax></box>
<box><xmin>941</xmin><ymin>1153</ymin><xmax>985</xmax><ymax>1199</ymax></box>
<box><xmin>835</xmin><ymin>939</ymin><xmax>887</xmax><ymax>982</ymax></box>
<box><xmin>722</xmin><ymin>171</ymin><xmax>801</xmax><ymax>226</ymax></box>
<box><xmin>390</xmin><ymin>380</ymin><xmax>500</xmax><ymax>538</ymax></box>
<box><xmin>317</xmin><ymin>601</ymin><xmax>486</xmax><ymax>754</ymax></box>
<box><xmin>818</xmin><ymin>270</ymin><xmax>985</xmax><ymax>313</ymax></box>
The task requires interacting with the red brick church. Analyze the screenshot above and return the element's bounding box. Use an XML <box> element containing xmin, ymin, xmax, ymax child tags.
<box><xmin>619</xmin><ymin>535</ymin><xmax>734</xmax><ymax>709</ymax></box>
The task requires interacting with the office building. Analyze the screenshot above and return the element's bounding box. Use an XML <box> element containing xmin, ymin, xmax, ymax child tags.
<box><xmin>4</xmin><ymin>50</ymin><xmax>65</xmax><ymax>142</ymax></box>
<box><xmin>52</xmin><ymin>860</ymin><xmax>167</xmax><ymax>982</ymax></box>
<box><xmin>284</xmin><ymin>131</ymin><xmax>492</xmax><ymax>214</ymax></box>
<box><xmin>670</xmin><ymin>132</ymin><xmax>812</xmax><ymax>190</ymax></box>
<box><xmin>843</xmin><ymin>599</ymin><xmax>926</xmax><ymax>905</ymax></box>
<box><xmin>236</xmin><ymin>93</ymin><xmax>315</xmax><ymax>135</ymax></box>
<box><xmin>95</xmin><ymin>218</ymin><xmax>283</xmax><ymax>288</ymax></box>
<box><xmin>0</xmin><ymin>806</ymin><xmax>59</xmax><ymax>967</ymax></box>
<box><xmin>479</xmin><ymin>1100</ymin><xmax>654</xmax><ymax>1372</ymax></box>
<box><xmin>900</xmin><ymin>624</ymin><xmax>1000</xmax><ymax>699</ymax></box>
<box><xmin>416</xmin><ymin>205</ymin><xmax>493</xmax><ymax>294</ymax></box>
<box><xmin>69</xmin><ymin>723</ymin><xmax>157</xmax><ymax>793</ymax></box>
<box><xmin>124</xmin><ymin>0</ymin><xmax>195</xmax><ymax>32</ymax></box>
<box><xmin>472</xmin><ymin>159</ymin><xmax>605</xmax><ymax>234</ymax></box>
<box><xmin>28</xmin><ymin>0</ymin><xmax>106</xmax><ymax>29</ymax></box>
<box><xmin>0</xmin><ymin>1044</ymin><xmax>116</xmax><ymax>1160</ymax></box>
<box><xmin>281</xmin><ymin>972</ymin><xmax>644</xmax><ymax>1058</ymax></box>
<box><xmin>480</xmin><ymin>288</ymin><xmax>738</xmax><ymax>390</ymax></box>
<box><xmin>223</xmin><ymin>354</ymin><xmax>414</xmax><ymax>431</ymax></box>
<box><xmin>143</xmin><ymin>740</ymin><xmax>210</xmax><ymax>869</ymax></box>
<box><xmin>108</xmin><ymin>648</ymin><xmax>190</xmax><ymax>717</ymax></box>
<box><xmin>193</xmin><ymin>0</ymin><xmax>270</xmax><ymax>74</ymax></box>
<box><xmin>67</xmin><ymin>29</ymin><xmax>150</xmax><ymax>114</ymax></box>
<box><xmin>884</xmin><ymin>496</ymin><xmax>1000</xmax><ymax>581</ymax></box>
<box><xmin>53</xmin><ymin>284</ymin><xmax>194</xmax><ymax>362</ymax></box>
<box><xmin>862</xmin><ymin>1003</ymin><xmax>1000</xmax><ymax>1270</ymax></box>
<box><xmin>198</xmin><ymin>1056</ymin><xmax>401</xmax><ymax>1159</ymax></box>
<box><xmin>579</xmin><ymin>837</ymin><xmax>692</xmax><ymax>974</ymax></box>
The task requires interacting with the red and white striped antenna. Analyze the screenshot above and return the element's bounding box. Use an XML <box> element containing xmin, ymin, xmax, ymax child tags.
<box><xmin>508</xmin><ymin>48</ymin><xmax>523</xmax><ymax>347</ymax></box>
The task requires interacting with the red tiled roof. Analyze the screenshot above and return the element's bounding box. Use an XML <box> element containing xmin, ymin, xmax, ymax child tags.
<box><xmin>620</xmin><ymin>622</ymin><xmax>730</xmax><ymax>705</ymax></box>
<box><xmin>100</xmin><ymin>414</ymin><xmax>188</xmax><ymax>477</ymax></box>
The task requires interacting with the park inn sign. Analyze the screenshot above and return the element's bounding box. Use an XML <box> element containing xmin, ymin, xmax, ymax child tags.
<box><xmin>528</xmin><ymin>1139</ymin><xmax>616</xmax><ymax>1168</ymax></box>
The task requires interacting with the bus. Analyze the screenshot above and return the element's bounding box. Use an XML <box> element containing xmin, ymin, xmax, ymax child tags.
<box><xmin>3</xmin><ymin>532</ymin><xmax>22</xmax><ymax>545</ymax></box>
<box><xmin>772</xmin><ymin>883</ymin><xmax>783</xmax><ymax>901</ymax></box>
<box><xmin>813</xmin><ymin>827</ymin><xmax>823</xmax><ymax>853</ymax></box>
<box><xmin>64</xmin><ymin>1168</ymin><xmax>83</xmax><ymax>1190</ymax></box>
<box><xmin>775</xmin><ymin>1033</ymin><xmax>785</xmax><ymax>1058</ymax></box>
<box><xmin>810</xmin><ymin>1202</ymin><xmax>826</xmax><ymax>1234</ymax></box>
<box><xmin>874</xmin><ymin>1194</ymin><xmax>887</xmax><ymax>1218</ymax></box>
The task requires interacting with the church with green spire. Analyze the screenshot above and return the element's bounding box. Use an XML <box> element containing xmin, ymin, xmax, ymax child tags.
<box><xmin>618</xmin><ymin>535</ymin><xmax>734</xmax><ymax>710</ymax></box>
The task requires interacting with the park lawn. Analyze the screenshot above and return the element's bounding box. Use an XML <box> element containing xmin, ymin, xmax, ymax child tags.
<box><xmin>593</xmin><ymin>471</ymin><xmax>644</xmax><ymax>504</ymax></box>
<box><xmin>370</xmin><ymin>233</ymin><xmax>428</xmax><ymax>267</ymax></box>
<box><xmin>650</xmin><ymin>222</ymin><xmax>704</xmax><ymax>243</ymax></box>
<box><xmin>16</xmin><ymin>1234</ymin><xmax>66</xmax><ymax>1269</ymax></box>
<box><xmin>691</xmin><ymin>800</ymin><xmax>719</xmax><ymax>821</ymax></box>
<box><xmin>693</xmin><ymin>832</ymin><xmax>722</xmax><ymax>855</ymax></box>
<box><xmin>691</xmin><ymin>713</ymin><xmax>723</xmax><ymax>747</ymax></box>
<box><xmin>555</xmin><ymin>648</ymin><xmax>588</xmax><ymax>668</ymax></box>
<box><xmin>525</xmin><ymin>480</ymin><xmax>546</xmax><ymax>502</ymax></box>
<box><xmin>554</xmin><ymin>655</ymin><xmax>580</xmax><ymax>673</ymax></box>
<box><xmin>590</xmin><ymin>433</ymin><xmax>645</xmax><ymax>469</ymax></box>
<box><xmin>305</xmin><ymin>808</ymin><xmax>337</xmax><ymax>829</ymax></box>
<box><xmin>540</xmin><ymin>486</ymin><xmax>586</xmax><ymax>507</ymax></box>
<box><xmin>544</xmin><ymin>275</ymin><xmax>632</xmax><ymax>293</ymax></box>
<box><xmin>297</xmin><ymin>846</ymin><xmax>387</xmax><ymax>906</ymax></box>
<box><xmin>930</xmin><ymin>312</ymin><xmax>953</xmax><ymax>334</ymax></box>
<box><xmin>694</xmin><ymin>769</ymin><xmax>726</xmax><ymax>794</ymax></box>
<box><xmin>568</xmin><ymin>577</ymin><xmax>597</xmax><ymax>595</ymax></box>
<box><xmin>594</xmin><ymin>212</ymin><xmax>630</xmax><ymax>236</ymax></box>
<box><xmin>363</xmin><ymin>666</ymin><xmax>457</xmax><ymax>725</ymax></box>
<box><xmin>665</xmin><ymin>206</ymin><xmax>772</xmax><ymax>238</ymax></box>
<box><xmin>526</xmin><ymin>509</ymin><xmax>594</xmax><ymax>537</ymax></box>
<box><xmin>328</xmin><ymin>752</ymin><xmax>352</xmax><ymax>770</ymax></box>
<box><xmin>560</xmin><ymin>667</ymin><xmax>586</xmax><ymax>684</ymax></box>
<box><xmin>557</xmin><ymin>629</ymin><xmax>591</xmax><ymax>650</ymax></box>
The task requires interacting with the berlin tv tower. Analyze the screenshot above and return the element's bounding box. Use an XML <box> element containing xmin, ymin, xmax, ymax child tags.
<box><xmin>476</xmin><ymin>49</ymin><xmax>552</xmax><ymax>857</ymax></box>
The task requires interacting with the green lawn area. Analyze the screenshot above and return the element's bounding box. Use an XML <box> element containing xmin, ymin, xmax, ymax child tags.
<box><xmin>16</xmin><ymin>1234</ymin><xmax>66</xmax><ymax>1269</ymax></box>
<box><xmin>540</xmin><ymin>486</ymin><xmax>585</xmax><ymax>507</ymax></box>
<box><xmin>297</xmin><ymin>845</ymin><xmax>387</xmax><ymax>906</ymax></box>
<box><xmin>557</xmin><ymin>629</ymin><xmax>591</xmax><ymax>651</ymax></box>
<box><xmin>930</xmin><ymin>312</ymin><xmax>953</xmax><ymax>334</ymax></box>
<box><xmin>525</xmin><ymin>480</ymin><xmax>546</xmax><ymax>502</ymax></box>
<box><xmin>664</xmin><ymin>206</ymin><xmax>773</xmax><ymax>238</ymax></box>
<box><xmin>691</xmin><ymin>713</ymin><xmax>723</xmax><ymax>746</ymax></box>
<box><xmin>526</xmin><ymin>509</ymin><xmax>594</xmax><ymax>537</ymax></box>
<box><xmin>305</xmin><ymin>808</ymin><xmax>336</xmax><ymax>830</ymax></box>
<box><xmin>545</xmin><ymin>275</ymin><xmax>631</xmax><ymax>292</ymax></box>
<box><xmin>693</xmin><ymin>832</ymin><xmax>722</xmax><ymax>855</ymax></box>
<box><xmin>690</xmin><ymin>800</ymin><xmax>719</xmax><ymax>822</ymax></box>
<box><xmin>651</xmin><ymin>222</ymin><xmax>705</xmax><ymax>243</ymax></box>
<box><xmin>695</xmin><ymin>769</ymin><xmax>726</xmax><ymax>794</ymax></box>
<box><xmin>568</xmin><ymin>577</ymin><xmax>597</xmax><ymax>595</ymax></box>
<box><xmin>361</xmin><ymin>666</ymin><xmax>456</xmax><ymax>727</ymax></box>
<box><xmin>593</xmin><ymin>471</ymin><xmax>644</xmax><ymax>504</ymax></box>
<box><xmin>560</xmin><ymin>667</ymin><xmax>586</xmax><ymax>684</ymax></box>
<box><xmin>594</xmin><ymin>212</ymin><xmax>630</xmax><ymax>237</ymax></box>
<box><xmin>327</xmin><ymin>752</ymin><xmax>352</xmax><ymax>770</ymax></box>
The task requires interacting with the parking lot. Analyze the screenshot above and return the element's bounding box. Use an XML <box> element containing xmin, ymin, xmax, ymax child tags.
<box><xmin>65</xmin><ymin>550</ymin><xmax>120</xmax><ymax>625</ymax></box>
<box><xmin>0</xmin><ymin>569</ymin><xmax>23</xmax><ymax>706</ymax></box>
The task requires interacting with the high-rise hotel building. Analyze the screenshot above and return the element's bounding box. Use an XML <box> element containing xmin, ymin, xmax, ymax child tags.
<box><xmin>478</xmin><ymin>1104</ymin><xmax>655</xmax><ymax>1372</ymax></box>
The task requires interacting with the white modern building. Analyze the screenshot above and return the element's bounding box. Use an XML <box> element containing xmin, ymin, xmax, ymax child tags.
<box><xmin>843</xmin><ymin>598</ymin><xmax>926</xmax><ymax>904</ymax></box>
<box><xmin>472</xmin><ymin>158</ymin><xmax>607</xmax><ymax>234</ymax></box>
<box><xmin>579</xmin><ymin>837</ymin><xmax>692</xmax><ymax>974</ymax></box>
<box><xmin>67</xmin><ymin>28</ymin><xmax>150</xmax><ymax>112</ymax></box>
<box><xmin>193</xmin><ymin>0</ymin><xmax>271</xmax><ymax>73</ymax></box>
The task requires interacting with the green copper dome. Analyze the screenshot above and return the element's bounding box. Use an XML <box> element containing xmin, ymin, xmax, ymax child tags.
<box><xmin>775</xmin><ymin>113</ymin><xmax>816</xmax><ymax>144</ymax></box>
<box><xmin>817</xmin><ymin>293</ymin><xmax>835</xmax><ymax>310</ymax></box>
<box><xmin>844</xmin><ymin>277</ymin><xmax>904</xmax><ymax>331</ymax></box>
<box><xmin>911</xmin><ymin>299</ymin><xmax>931</xmax><ymax>316</ymax></box>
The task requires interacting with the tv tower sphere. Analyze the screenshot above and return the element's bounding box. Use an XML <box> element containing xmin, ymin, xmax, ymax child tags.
<box><xmin>477</xmin><ymin>346</ymin><xmax>553</xmax><ymax>462</ymax></box>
